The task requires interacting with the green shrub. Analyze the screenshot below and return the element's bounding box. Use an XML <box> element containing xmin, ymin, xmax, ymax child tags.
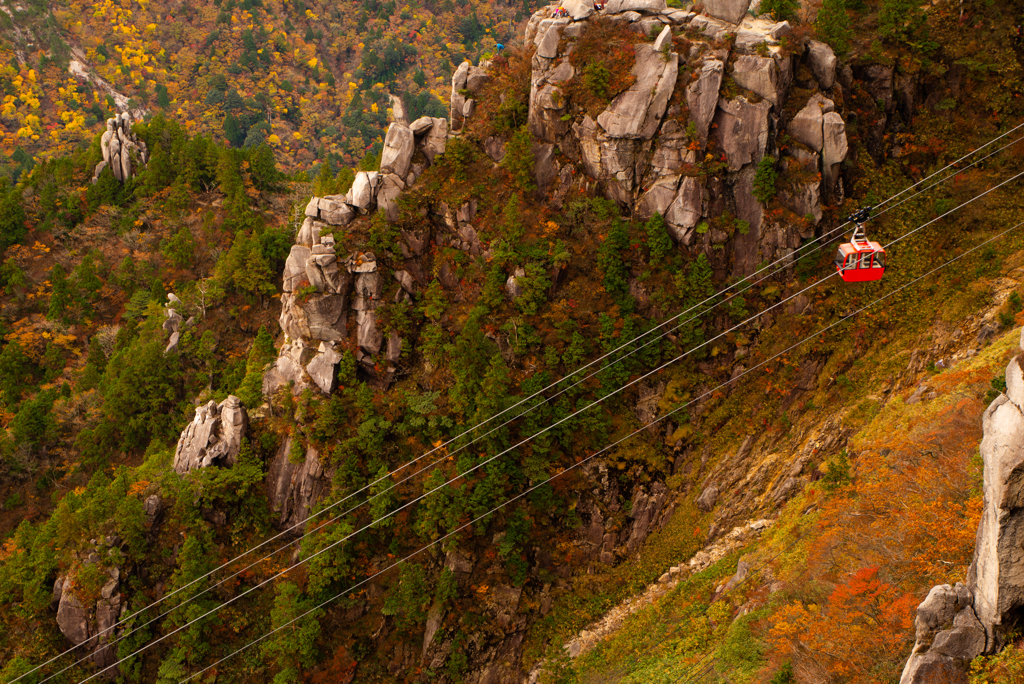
<box><xmin>815</xmin><ymin>0</ymin><xmax>852</xmax><ymax>55</ymax></box>
<box><xmin>515</xmin><ymin>263</ymin><xmax>552</xmax><ymax>316</ymax></box>
<box><xmin>878</xmin><ymin>0</ymin><xmax>924</xmax><ymax>41</ymax></box>
<box><xmin>760</xmin><ymin>0</ymin><xmax>799</xmax><ymax>20</ymax></box>
<box><xmin>772</xmin><ymin>662</ymin><xmax>796</xmax><ymax>684</ymax></box>
<box><xmin>382</xmin><ymin>564</ymin><xmax>430</xmax><ymax>633</ymax></box>
<box><xmin>161</xmin><ymin>225</ymin><xmax>195</xmax><ymax>268</ymax></box>
<box><xmin>367</xmin><ymin>209</ymin><xmax>401</xmax><ymax>255</ymax></box>
<box><xmin>597</xmin><ymin>219</ymin><xmax>631</xmax><ymax>299</ymax></box>
<box><xmin>441</xmin><ymin>135</ymin><xmax>475</xmax><ymax>182</ymax></box>
<box><xmin>583</xmin><ymin>62</ymin><xmax>612</xmax><ymax>101</ymax></box>
<box><xmin>752</xmin><ymin>156</ymin><xmax>778</xmax><ymax>204</ymax></box>
<box><xmin>502</xmin><ymin>126</ymin><xmax>535</xmax><ymax>192</ymax></box>
<box><xmin>822</xmin><ymin>449</ymin><xmax>852</xmax><ymax>490</ymax></box>
<box><xmin>645</xmin><ymin>212</ymin><xmax>674</xmax><ymax>265</ymax></box>
<box><xmin>261</xmin><ymin>581</ymin><xmax>322</xmax><ymax>684</ymax></box>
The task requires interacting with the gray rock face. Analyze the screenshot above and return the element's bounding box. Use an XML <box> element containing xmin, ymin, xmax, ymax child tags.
<box><xmin>529</xmin><ymin>81</ymin><xmax>571</xmax><ymax>144</ymax></box>
<box><xmin>605</xmin><ymin>0</ymin><xmax>667</xmax><ymax>11</ymax></box>
<box><xmin>732</xmin><ymin>165</ymin><xmax>764</xmax><ymax>275</ymax></box>
<box><xmin>769</xmin><ymin>21</ymin><xmax>791</xmax><ymax>39</ymax></box>
<box><xmin>687</xmin><ymin>60</ymin><xmax>724</xmax><ymax>143</ymax></box>
<box><xmin>378</xmin><ymin>173</ymin><xmax>406</xmax><ymax>222</ymax></box>
<box><xmin>281</xmin><ymin>292</ymin><xmax>348</xmax><ymax>342</ymax></box>
<box><xmin>596</xmin><ymin>45</ymin><xmax>678</xmax><ymax>140</ymax></box>
<box><xmin>466</xmin><ymin>65</ymin><xmax>491</xmax><ymax>94</ymax></box>
<box><xmin>349</xmin><ymin>253</ymin><xmax>385</xmax><ymax>364</ymax></box>
<box><xmin>506</xmin><ymin>267</ymin><xmax>526</xmax><ymax>300</ymax></box>
<box><xmin>703</xmin><ymin>0</ymin><xmax>751</xmax><ymax>23</ymax></box>
<box><xmin>806</xmin><ymin>40</ymin><xmax>837</xmax><ymax>90</ymax></box>
<box><xmin>410</xmin><ymin>116</ymin><xmax>434</xmax><ymax>135</ymax></box>
<box><xmin>306</xmin><ymin>344</ymin><xmax>342</xmax><ymax>394</ymax></box>
<box><xmin>533</xmin><ymin>142</ymin><xmax>559</xmax><ymax>193</ymax></box>
<box><xmin>163</xmin><ymin>302</ymin><xmax>184</xmax><ymax>355</ymax></box>
<box><xmin>788</xmin><ymin>95</ymin><xmax>829</xmax><ymax>150</ymax></box>
<box><xmin>696</xmin><ymin>485</ymin><xmax>719</xmax><ymax>511</ymax></box>
<box><xmin>350</xmin><ymin>171</ymin><xmax>380</xmax><ymax>213</ymax></box>
<box><xmin>713</xmin><ymin>96</ymin><xmax>771</xmax><ymax>171</ymax></box>
<box><xmin>537</xmin><ymin>22</ymin><xmax>563</xmax><ymax>59</ymax></box>
<box><xmin>782</xmin><ymin>93</ymin><xmax>844</xmax><ymax>213</ymax></box>
<box><xmin>266</xmin><ymin>437</ymin><xmax>330</xmax><ymax>529</ymax></box>
<box><xmin>650</xmin><ymin>120</ymin><xmax>695</xmax><ymax>177</ymax></box>
<box><xmin>665</xmin><ymin>176</ymin><xmax>703</xmax><ymax>243</ymax></box>
<box><xmin>143</xmin><ymin>494</ymin><xmax>162</xmax><ymax>523</ymax></box>
<box><xmin>625</xmin><ymin>482</ymin><xmax>668</xmax><ymax>553</ymax></box>
<box><xmin>637</xmin><ymin>176</ymin><xmax>680</xmax><ymax>219</ymax></box>
<box><xmin>821</xmin><ymin>111</ymin><xmax>848</xmax><ymax>203</ymax></box>
<box><xmin>974</xmin><ymin>384</ymin><xmax>1024</xmax><ymax>631</ymax></box>
<box><xmin>652</xmin><ymin>24</ymin><xmax>673</xmax><ymax>52</ymax></box>
<box><xmin>172</xmin><ymin>396</ymin><xmax>249</xmax><ymax>474</ymax></box>
<box><xmin>731</xmin><ymin>55</ymin><xmax>781</xmax><ymax>107</ymax></box>
<box><xmin>421</xmin><ymin>117</ymin><xmax>449</xmax><ymax>163</ymax></box>
<box><xmin>450</xmin><ymin>61</ymin><xmax>471</xmax><ymax>132</ymax></box>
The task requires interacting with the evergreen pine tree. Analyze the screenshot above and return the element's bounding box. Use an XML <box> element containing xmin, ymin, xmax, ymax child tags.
<box><xmin>815</xmin><ymin>0</ymin><xmax>852</xmax><ymax>55</ymax></box>
<box><xmin>235</xmin><ymin>325</ymin><xmax>276</xmax><ymax>407</ymax></box>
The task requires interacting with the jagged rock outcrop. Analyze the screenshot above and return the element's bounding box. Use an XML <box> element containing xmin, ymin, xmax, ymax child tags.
<box><xmin>451</xmin><ymin>60</ymin><xmax>492</xmax><ymax>134</ymax></box>
<box><xmin>900</xmin><ymin>329</ymin><xmax>1024</xmax><ymax>682</ymax></box>
<box><xmin>901</xmin><ymin>584</ymin><xmax>986</xmax><ymax>684</ymax></box>
<box><xmin>524</xmin><ymin>3</ymin><xmax>843</xmax><ymax>275</ymax></box>
<box><xmin>55</xmin><ymin>560</ymin><xmax>124</xmax><ymax>669</ymax></box>
<box><xmin>266</xmin><ymin>90</ymin><xmax>465</xmax><ymax>394</ymax></box>
<box><xmin>94</xmin><ymin>113</ymin><xmax>148</xmax><ymax>184</ymax></box>
<box><xmin>162</xmin><ymin>299</ymin><xmax>183</xmax><ymax>355</ymax></box>
<box><xmin>172</xmin><ymin>395</ymin><xmax>249</xmax><ymax>474</ymax></box>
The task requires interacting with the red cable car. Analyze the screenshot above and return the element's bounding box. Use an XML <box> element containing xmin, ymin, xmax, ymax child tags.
<box><xmin>834</xmin><ymin>208</ymin><xmax>886</xmax><ymax>283</ymax></box>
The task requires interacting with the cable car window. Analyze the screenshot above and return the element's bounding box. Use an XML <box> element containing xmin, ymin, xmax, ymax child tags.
<box><xmin>876</xmin><ymin>252</ymin><xmax>885</xmax><ymax>269</ymax></box>
<box><xmin>861</xmin><ymin>252</ymin><xmax>872</xmax><ymax>269</ymax></box>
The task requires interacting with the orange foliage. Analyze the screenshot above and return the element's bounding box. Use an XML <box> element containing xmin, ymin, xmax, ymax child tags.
<box><xmin>127</xmin><ymin>480</ymin><xmax>151</xmax><ymax>497</ymax></box>
<box><xmin>769</xmin><ymin>567</ymin><xmax>916</xmax><ymax>682</ymax></box>
<box><xmin>810</xmin><ymin>398</ymin><xmax>983</xmax><ymax>588</ymax></box>
<box><xmin>309</xmin><ymin>644</ymin><xmax>356</xmax><ymax>684</ymax></box>
<box><xmin>767</xmin><ymin>397</ymin><xmax>985</xmax><ymax>682</ymax></box>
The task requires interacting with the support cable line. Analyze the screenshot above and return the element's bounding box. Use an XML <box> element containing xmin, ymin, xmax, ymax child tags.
<box><xmin>58</xmin><ymin>169</ymin><xmax>1024</xmax><ymax>684</ymax></box>
<box><xmin>26</xmin><ymin>159</ymin><xmax>1024</xmax><ymax>684</ymax></box>
<box><xmin>172</xmin><ymin>215</ymin><xmax>1024</xmax><ymax>684</ymax></box>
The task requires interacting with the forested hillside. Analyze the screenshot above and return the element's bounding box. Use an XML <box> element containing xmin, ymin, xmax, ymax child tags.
<box><xmin>1</xmin><ymin>0</ymin><xmax>1024</xmax><ymax>682</ymax></box>
<box><xmin>0</xmin><ymin>0</ymin><xmax>538</xmax><ymax>178</ymax></box>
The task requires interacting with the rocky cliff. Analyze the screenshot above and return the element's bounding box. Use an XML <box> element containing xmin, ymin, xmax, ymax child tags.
<box><xmin>263</xmin><ymin>0</ymin><xmax>851</xmax><ymax>404</ymax></box>
<box><xmin>901</xmin><ymin>329</ymin><xmax>1024</xmax><ymax>682</ymax></box>
<box><xmin>522</xmin><ymin>0</ymin><xmax>846</xmax><ymax>275</ymax></box>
